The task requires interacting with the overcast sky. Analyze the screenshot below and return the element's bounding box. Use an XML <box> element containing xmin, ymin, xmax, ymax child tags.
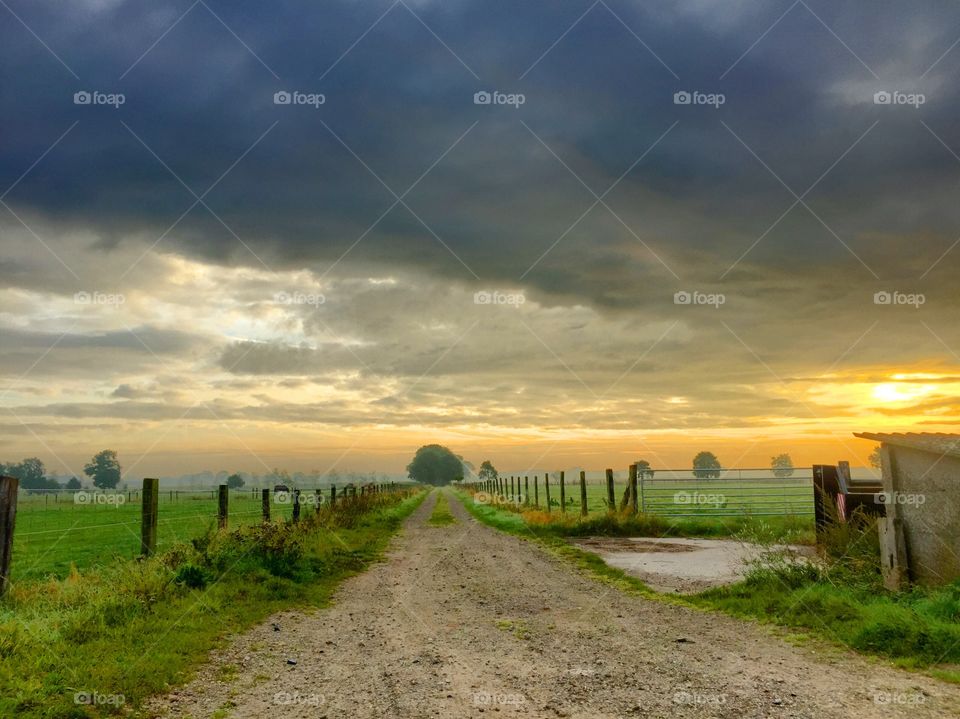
<box><xmin>2</xmin><ymin>0</ymin><xmax>960</xmax><ymax>478</ymax></box>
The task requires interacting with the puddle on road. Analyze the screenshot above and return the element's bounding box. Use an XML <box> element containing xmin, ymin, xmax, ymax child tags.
<box><xmin>571</xmin><ymin>536</ymin><xmax>813</xmax><ymax>594</ymax></box>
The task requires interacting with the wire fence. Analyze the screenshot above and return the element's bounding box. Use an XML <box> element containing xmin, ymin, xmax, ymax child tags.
<box><xmin>9</xmin><ymin>483</ymin><xmax>407</xmax><ymax>583</ymax></box>
<box><xmin>466</xmin><ymin>466</ymin><xmax>878</xmax><ymax>519</ymax></box>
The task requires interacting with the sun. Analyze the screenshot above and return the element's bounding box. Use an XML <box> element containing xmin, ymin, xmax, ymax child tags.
<box><xmin>871</xmin><ymin>382</ymin><xmax>936</xmax><ymax>404</ymax></box>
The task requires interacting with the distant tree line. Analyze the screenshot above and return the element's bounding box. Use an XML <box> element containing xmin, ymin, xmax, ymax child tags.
<box><xmin>0</xmin><ymin>449</ymin><xmax>122</xmax><ymax>492</ymax></box>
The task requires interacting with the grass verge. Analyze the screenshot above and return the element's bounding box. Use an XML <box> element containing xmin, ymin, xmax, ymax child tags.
<box><xmin>0</xmin><ymin>489</ymin><xmax>426</xmax><ymax>718</ymax></box>
<box><xmin>462</xmin><ymin>491</ymin><xmax>814</xmax><ymax>544</ymax></box>
<box><xmin>456</xmin><ymin>489</ymin><xmax>960</xmax><ymax>681</ymax></box>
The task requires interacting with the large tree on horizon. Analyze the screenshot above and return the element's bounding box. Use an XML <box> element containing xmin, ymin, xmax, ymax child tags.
<box><xmin>406</xmin><ymin>445</ymin><xmax>465</xmax><ymax>486</ymax></box>
<box><xmin>84</xmin><ymin>449</ymin><xmax>121</xmax><ymax>489</ymax></box>
<box><xmin>692</xmin><ymin>451</ymin><xmax>722</xmax><ymax>479</ymax></box>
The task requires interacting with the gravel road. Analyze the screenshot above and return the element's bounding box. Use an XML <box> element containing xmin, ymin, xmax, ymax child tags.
<box><xmin>149</xmin><ymin>490</ymin><xmax>960</xmax><ymax>718</ymax></box>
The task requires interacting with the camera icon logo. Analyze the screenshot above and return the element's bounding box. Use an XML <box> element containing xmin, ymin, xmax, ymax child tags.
<box><xmin>474</xmin><ymin>91</ymin><xmax>492</xmax><ymax>105</ymax></box>
<box><xmin>273</xmin><ymin>91</ymin><xmax>292</xmax><ymax>105</ymax></box>
<box><xmin>873</xmin><ymin>291</ymin><xmax>891</xmax><ymax>305</ymax></box>
<box><xmin>474</xmin><ymin>291</ymin><xmax>492</xmax><ymax>304</ymax></box>
<box><xmin>673</xmin><ymin>290</ymin><xmax>691</xmax><ymax>305</ymax></box>
<box><xmin>74</xmin><ymin>91</ymin><xmax>92</xmax><ymax>105</ymax></box>
<box><xmin>673</xmin><ymin>91</ymin><xmax>691</xmax><ymax>105</ymax></box>
<box><xmin>874</xmin><ymin>90</ymin><xmax>891</xmax><ymax>105</ymax></box>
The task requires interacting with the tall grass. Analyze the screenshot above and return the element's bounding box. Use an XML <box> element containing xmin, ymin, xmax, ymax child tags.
<box><xmin>459</xmin><ymin>487</ymin><xmax>814</xmax><ymax>544</ymax></box>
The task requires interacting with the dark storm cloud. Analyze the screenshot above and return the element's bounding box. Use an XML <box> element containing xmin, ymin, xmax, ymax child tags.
<box><xmin>4</xmin><ymin>0</ymin><xmax>960</xmax><ymax>308</ymax></box>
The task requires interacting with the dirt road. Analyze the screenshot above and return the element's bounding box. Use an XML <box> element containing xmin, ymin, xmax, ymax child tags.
<box><xmin>150</xmin><ymin>490</ymin><xmax>960</xmax><ymax>718</ymax></box>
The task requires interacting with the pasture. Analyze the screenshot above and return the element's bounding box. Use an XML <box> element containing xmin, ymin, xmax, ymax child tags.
<box><xmin>11</xmin><ymin>489</ymin><xmax>298</xmax><ymax>582</ymax></box>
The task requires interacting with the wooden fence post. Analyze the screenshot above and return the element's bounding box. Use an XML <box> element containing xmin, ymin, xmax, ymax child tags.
<box><xmin>0</xmin><ymin>476</ymin><xmax>19</xmax><ymax>595</ymax></box>
<box><xmin>292</xmin><ymin>489</ymin><xmax>301</xmax><ymax>522</ymax></box>
<box><xmin>141</xmin><ymin>477</ymin><xmax>159</xmax><ymax>557</ymax></box>
<box><xmin>580</xmin><ymin>470</ymin><xmax>588</xmax><ymax>516</ymax></box>
<box><xmin>261</xmin><ymin>488</ymin><xmax>270</xmax><ymax>522</ymax></box>
<box><xmin>218</xmin><ymin>484</ymin><xmax>228</xmax><ymax>529</ymax></box>
<box><xmin>315</xmin><ymin>489</ymin><xmax>323</xmax><ymax>514</ymax></box>
<box><xmin>559</xmin><ymin>471</ymin><xmax>566</xmax><ymax>513</ymax></box>
<box><xmin>629</xmin><ymin>463</ymin><xmax>638</xmax><ymax>514</ymax></box>
<box><xmin>524</xmin><ymin>476</ymin><xmax>529</xmax><ymax>505</ymax></box>
<box><xmin>534</xmin><ymin>475</ymin><xmax>539</xmax><ymax>507</ymax></box>
<box><xmin>605</xmin><ymin>468</ymin><xmax>615</xmax><ymax>511</ymax></box>
<box><xmin>330</xmin><ymin>484</ymin><xmax>337</xmax><ymax>506</ymax></box>
<box><xmin>545</xmin><ymin>473</ymin><xmax>552</xmax><ymax>513</ymax></box>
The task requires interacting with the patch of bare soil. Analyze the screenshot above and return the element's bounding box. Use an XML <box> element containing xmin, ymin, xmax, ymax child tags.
<box><xmin>147</xmin><ymin>491</ymin><xmax>960</xmax><ymax>718</ymax></box>
<box><xmin>574</xmin><ymin>537</ymin><xmax>697</xmax><ymax>553</ymax></box>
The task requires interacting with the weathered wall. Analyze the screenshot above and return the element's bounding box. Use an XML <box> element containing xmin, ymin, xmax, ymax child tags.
<box><xmin>884</xmin><ymin>445</ymin><xmax>960</xmax><ymax>586</ymax></box>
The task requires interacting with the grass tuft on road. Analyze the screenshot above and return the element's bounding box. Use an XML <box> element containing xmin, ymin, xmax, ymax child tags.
<box><xmin>427</xmin><ymin>491</ymin><xmax>457</xmax><ymax>527</ymax></box>
<box><xmin>0</xmin><ymin>489</ymin><xmax>426</xmax><ymax>718</ymax></box>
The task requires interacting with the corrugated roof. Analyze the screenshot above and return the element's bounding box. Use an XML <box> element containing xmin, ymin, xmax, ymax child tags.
<box><xmin>854</xmin><ymin>432</ymin><xmax>960</xmax><ymax>459</ymax></box>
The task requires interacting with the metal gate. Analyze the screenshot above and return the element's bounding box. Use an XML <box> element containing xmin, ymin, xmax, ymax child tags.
<box><xmin>638</xmin><ymin>468</ymin><xmax>815</xmax><ymax>517</ymax></box>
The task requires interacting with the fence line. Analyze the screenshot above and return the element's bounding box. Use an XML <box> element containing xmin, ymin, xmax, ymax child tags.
<box><xmin>0</xmin><ymin>477</ymin><xmax>409</xmax><ymax>594</ymax></box>
<box><xmin>462</xmin><ymin>465</ymin><xmax>846</xmax><ymax>519</ymax></box>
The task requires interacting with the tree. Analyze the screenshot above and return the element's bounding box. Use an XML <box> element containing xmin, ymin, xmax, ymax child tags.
<box><xmin>84</xmin><ymin>449</ymin><xmax>121</xmax><ymax>489</ymax></box>
<box><xmin>226</xmin><ymin>473</ymin><xmax>245</xmax><ymax>489</ymax></box>
<box><xmin>2</xmin><ymin>457</ymin><xmax>59</xmax><ymax>491</ymax></box>
<box><xmin>868</xmin><ymin>445</ymin><xmax>882</xmax><ymax>470</ymax></box>
<box><xmin>17</xmin><ymin>458</ymin><xmax>46</xmax><ymax>488</ymax></box>
<box><xmin>66</xmin><ymin>477</ymin><xmax>82</xmax><ymax>490</ymax></box>
<box><xmin>692</xmin><ymin>451</ymin><xmax>721</xmax><ymax>479</ymax></box>
<box><xmin>406</xmin><ymin>444</ymin><xmax>465</xmax><ymax>486</ymax></box>
<box><xmin>478</xmin><ymin>460</ymin><xmax>498</xmax><ymax>483</ymax></box>
<box><xmin>770</xmin><ymin>453</ymin><xmax>794</xmax><ymax>477</ymax></box>
<box><xmin>635</xmin><ymin>459</ymin><xmax>654</xmax><ymax>479</ymax></box>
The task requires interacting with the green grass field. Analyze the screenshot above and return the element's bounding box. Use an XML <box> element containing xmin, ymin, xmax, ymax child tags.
<box><xmin>491</xmin><ymin>476</ymin><xmax>814</xmax><ymax>517</ymax></box>
<box><xmin>12</xmin><ymin>490</ymin><xmax>300</xmax><ymax>582</ymax></box>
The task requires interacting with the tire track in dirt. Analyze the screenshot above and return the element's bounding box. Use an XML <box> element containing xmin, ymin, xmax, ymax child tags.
<box><xmin>149</xmin><ymin>489</ymin><xmax>960</xmax><ymax>718</ymax></box>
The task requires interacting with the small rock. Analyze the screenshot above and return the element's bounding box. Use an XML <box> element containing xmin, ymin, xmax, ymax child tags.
<box><xmin>286</xmin><ymin>659</ymin><xmax>297</xmax><ymax>665</ymax></box>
